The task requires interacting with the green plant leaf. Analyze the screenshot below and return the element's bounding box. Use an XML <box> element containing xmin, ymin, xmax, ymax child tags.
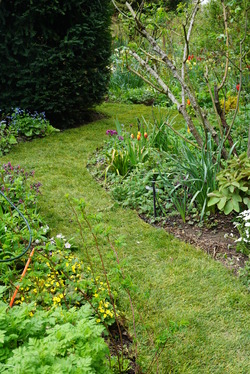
<box><xmin>207</xmin><ymin>196</ymin><xmax>221</xmax><ymax>207</ymax></box>
<box><xmin>224</xmin><ymin>200</ymin><xmax>234</xmax><ymax>215</ymax></box>
<box><xmin>217</xmin><ymin>196</ymin><xmax>227</xmax><ymax>210</ymax></box>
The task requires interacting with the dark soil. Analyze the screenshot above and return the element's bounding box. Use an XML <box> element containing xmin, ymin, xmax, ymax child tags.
<box><xmin>140</xmin><ymin>212</ymin><xmax>248</xmax><ymax>274</ymax></box>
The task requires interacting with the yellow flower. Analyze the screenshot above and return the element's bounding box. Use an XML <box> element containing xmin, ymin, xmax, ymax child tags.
<box><xmin>103</xmin><ymin>314</ymin><xmax>107</xmax><ymax>319</ymax></box>
<box><xmin>96</xmin><ymin>319</ymin><xmax>101</xmax><ymax>323</ymax></box>
<box><xmin>94</xmin><ymin>293</ymin><xmax>98</xmax><ymax>298</ymax></box>
<box><xmin>187</xmin><ymin>126</ymin><xmax>190</xmax><ymax>133</ymax></box>
<box><xmin>29</xmin><ymin>312</ymin><xmax>34</xmax><ymax>317</ymax></box>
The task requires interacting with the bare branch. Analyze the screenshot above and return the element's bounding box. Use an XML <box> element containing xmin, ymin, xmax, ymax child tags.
<box><xmin>218</xmin><ymin>0</ymin><xmax>229</xmax><ymax>91</ymax></box>
<box><xmin>182</xmin><ymin>1</ymin><xmax>200</xmax><ymax>105</ymax></box>
<box><xmin>111</xmin><ymin>0</ymin><xmax>131</xmax><ymax>19</ymax></box>
<box><xmin>225</xmin><ymin>5</ymin><xmax>248</xmax><ymax>144</ymax></box>
<box><xmin>126</xmin><ymin>65</ymin><xmax>165</xmax><ymax>94</ymax></box>
<box><xmin>205</xmin><ymin>66</ymin><xmax>223</xmax><ymax>136</ymax></box>
<box><xmin>129</xmin><ymin>50</ymin><xmax>204</xmax><ymax>147</ymax></box>
<box><xmin>125</xmin><ymin>0</ymin><xmax>228</xmax><ymax>158</ymax></box>
<box><xmin>164</xmin><ymin>122</ymin><xmax>201</xmax><ymax>149</ymax></box>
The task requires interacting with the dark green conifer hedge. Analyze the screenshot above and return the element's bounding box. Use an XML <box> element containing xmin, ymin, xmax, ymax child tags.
<box><xmin>0</xmin><ymin>0</ymin><xmax>112</xmax><ymax>128</ymax></box>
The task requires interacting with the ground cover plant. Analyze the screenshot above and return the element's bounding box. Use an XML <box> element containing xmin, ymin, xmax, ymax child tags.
<box><xmin>0</xmin><ymin>109</ymin><xmax>58</xmax><ymax>156</ymax></box>
<box><xmin>1</xmin><ymin>102</ymin><xmax>249</xmax><ymax>373</ymax></box>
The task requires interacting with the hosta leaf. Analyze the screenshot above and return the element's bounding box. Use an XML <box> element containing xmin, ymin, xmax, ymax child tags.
<box><xmin>207</xmin><ymin>196</ymin><xmax>220</xmax><ymax>207</ymax></box>
<box><xmin>224</xmin><ymin>200</ymin><xmax>234</xmax><ymax>215</ymax></box>
<box><xmin>243</xmin><ymin>197</ymin><xmax>250</xmax><ymax>209</ymax></box>
<box><xmin>218</xmin><ymin>196</ymin><xmax>227</xmax><ymax>210</ymax></box>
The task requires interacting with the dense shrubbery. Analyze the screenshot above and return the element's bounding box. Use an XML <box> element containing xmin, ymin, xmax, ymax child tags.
<box><xmin>0</xmin><ymin>0</ymin><xmax>112</xmax><ymax>128</ymax></box>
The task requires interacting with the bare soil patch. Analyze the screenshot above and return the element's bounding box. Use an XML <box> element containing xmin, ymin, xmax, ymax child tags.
<box><xmin>140</xmin><ymin>212</ymin><xmax>248</xmax><ymax>274</ymax></box>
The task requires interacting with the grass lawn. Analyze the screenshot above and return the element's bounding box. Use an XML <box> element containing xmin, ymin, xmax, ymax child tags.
<box><xmin>1</xmin><ymin>103</ymin><xmax>249</xmax><ymax>373</ymax></box>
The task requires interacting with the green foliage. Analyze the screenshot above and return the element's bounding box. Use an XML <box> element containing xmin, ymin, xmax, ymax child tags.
<box><xmin>238</xmin><ymin>260</ymin><xmax>250</xmax><ymax>290</ymax></box>
<box><xmin>0</xmin><ymin>109</ymin><xmax>58</xmax><ymax>155</ymax></box>
<box><xmin>0</xmin><ymin>0</ymin><xmax>112</xmax><ymax>128</ymax></box>
<box><xmin>233</xmin><ymin>209</ymin><xmax>250</xmax><ymax>256</ymax></box>
<box><xmin>0</xmin><ymin>123</ymin><xmax>17</xmax><ymax>156</ymax></box>
<box><xmin>104</xmin><ymin>119</ymin><xmax>150</xmax><ymax>179</ymax></box>
<box><xmin>109</xmin><ymin>47</ymin><xmax>170</xmax><ymax>106</ymax></box>
<box><xmin>208</xmin><ymin>153</ymin><xmax>250</xmax><ymax>215</ymax></box>
<box><xmin>9</xmin><ymin>109</ymin><xmax>58</xmax><ymax>138</ymax></box>
<box><xmin>0</xmin><ymin>300</ymin><xmax>110</xmax><ymax>373</ymax></box>
<box><xmin>158</xmin><ymin>136</ymin><xmax>222</xmax><ymax>221</ymax></box>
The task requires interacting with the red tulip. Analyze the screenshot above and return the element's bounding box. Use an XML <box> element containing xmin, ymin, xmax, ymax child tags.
<box><xmin>236</xmin><ymin>84</ymin><xmax>240</xmax><ymax>91</ymax></box>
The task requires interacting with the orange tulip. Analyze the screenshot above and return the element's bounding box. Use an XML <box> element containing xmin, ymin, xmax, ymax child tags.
<box><xmin>144</xmin><ymin>132</ymin><xmax>148</xmax><ymax>139</ymax></box>
<box><xmin>131</xmin><ymin>134</ymin><xmax>134</xmax><ymax>139</ymax></box>
<box><xmin>187</xmin><ymin>99</ymin><xmax>191</xmax><ymax>106</ymax></box>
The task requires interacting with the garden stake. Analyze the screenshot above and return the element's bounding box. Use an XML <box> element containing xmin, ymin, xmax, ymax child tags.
<box><xmin>152</xmin><ymin>181</ymin><xmax>157</xmax><ymax>218</ymax></box>
<box><xmin>9</xmin><ymin>247</ymin><xmax>35</xmax><ymax>308</ymax></box>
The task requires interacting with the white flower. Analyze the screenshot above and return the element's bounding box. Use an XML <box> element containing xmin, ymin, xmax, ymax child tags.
<box><xmin>42</xmin><ymin>225</ymin><xmax>49</xmax><ymax>233</ymax></box>
<box><xmin>65</xmin><ymin>242</ymin><xmax>71</xmax><ymax>249</ymax></box>
<box><xmin>35</xmin><ymin>239</ymin><xmax>40</xmax><ymax>244</ymax></box>
<box><xmin>245</xmin><ymin>222</ymin><xmax>250</xmax><ymax>227</ymax></box>
<box><xmin>235</xmin><ymin>237</ymin><xmax>242</xmax><ymax>242</ymax></box>
<box><xmin>56</xmin><ymin>233</ymin><xmax>64</xmax><ymax>239</ymax></box>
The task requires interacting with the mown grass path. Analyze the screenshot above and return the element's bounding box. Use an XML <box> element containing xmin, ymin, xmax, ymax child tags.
<box><xmin>2</xmin><ymin>103</ymin><xmax>249</xmax><ymax>373</ymax></box>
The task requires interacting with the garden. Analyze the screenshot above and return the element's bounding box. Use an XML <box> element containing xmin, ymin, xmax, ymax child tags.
<box><xmin>0</xmin><ymin>0</ymin><xmax>250</xmax><ymax>373</ymax></box>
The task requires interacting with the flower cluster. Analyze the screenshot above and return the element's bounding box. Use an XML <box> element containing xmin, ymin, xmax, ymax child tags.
<box><xmin>131</xmin><ymin>131</ymin><xmax>148</xmax><ymax>141</ymax></box>
<box><xmin>234</xmin><ymin>210</ymin><xmax>250</xmax><ymax>254</ymax></box>
<box><xmin>12</xmin><ymin>234</ymin><xmax>117</xmax><ymax>325</ymax></box>
<box><xmin>106</xmin><ymin>129</ymin><xmax>118</xmax><ymax>136</ymax></box>
<box><xmin>106</xmin><ymin>129</ymin><xmax>123</xmax><ymax>141</ymax></box>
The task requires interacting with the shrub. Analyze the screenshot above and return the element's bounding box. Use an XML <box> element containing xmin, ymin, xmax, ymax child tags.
<box><xmin>0</xmin><ymin>0</ymin><xmax>112</xmax><ymax>128</ymax></box>
<box><xmin>208</xmin><ymin>153</ymin><xmax>250</xmax><ymax>215</ymax></box>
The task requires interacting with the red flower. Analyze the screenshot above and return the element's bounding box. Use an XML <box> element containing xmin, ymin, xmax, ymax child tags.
<box><xmin>236</xmin><ymin>84</ymin><xmax>240</xmax><ymax>91</ymax></box>
<box><xmin>187</xmin><ymin>99</ymin><xmax>191</xmax><ymax>106</ymax></box>
<box><xmin>144</xmin><ymin>132</ymin><xmax>148</xmax><ymax>139</ymax></box>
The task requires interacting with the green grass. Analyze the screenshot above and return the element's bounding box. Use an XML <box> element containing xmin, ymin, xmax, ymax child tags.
<box><xmin>1</xmin><ymin>103</ymin><xmax>249</xmax><ymax>373</ymax></box>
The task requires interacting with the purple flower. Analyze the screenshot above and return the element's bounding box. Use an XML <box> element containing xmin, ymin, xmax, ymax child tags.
<box><xmin>118</xmin><ymin>136</ymin><xmax>124</xmax><ymax>141</ymax></box>
<box><xmin>106</xmin><ymin>129</ymin><xmax>118</xmax><ymax>136</ymax></box>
